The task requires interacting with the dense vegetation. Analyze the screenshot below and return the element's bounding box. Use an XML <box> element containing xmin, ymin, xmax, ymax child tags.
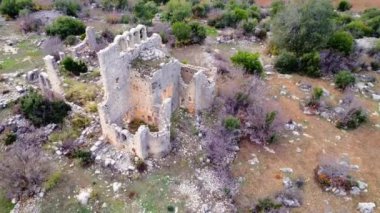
<box><xmin>46</xmin><ymin>16</ymin><xmax>86</xmax><ymax>39</ymax></box>
<box><xmin>20</xmin><ymin>91</ymin><xmax>71</xmax><ymax>126</ymax></box>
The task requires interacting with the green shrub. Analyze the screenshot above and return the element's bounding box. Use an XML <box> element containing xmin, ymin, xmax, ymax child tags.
<box><xmin>172</xmin><ymin>22</ymin><xmax>206</xmax><ymax>45</ymax></box>
<box><xmin>327</xmin><ymin>31</ymin><xmax>354</xmax><ymax>55</ymax></box>
<box><xmin>274</xmin><ymin>51</ymin><xmax>298</xmax><ymax>74</ymax></box>
<box><xmin>223</xmin><ymin>8</ymin><xmax>249</xmax><ymax>28</ymax></box>
<box><xmin>164</xmin><ymin>0</ymin><xmax>192</xmax><ymax>23</ymax></box>
<box><xmin>254</xmin><ymin>198</ymin><xmax>282</xmax><ymax>212</ymax></box>
<box><xmin>337</xmin><ymin>0</ymin><xmax>352</xmax><ymax>12</ymax></box>
<box><xmin>335</xmin><ymin>70</ymin><xmax>355</xmax><ymax>89</ymax></box>
<box><xmin>43</xmin><ymin>171</ymin><xmax>62</xmax><ymax>191</ymax></box>
<box><xmin>335</xmin><ymin>13</ymin><xmax>353</xmax><ymax>26</ymax></box>
<box><xmin>231</xmin><ymin>51</ymin><xmax>263</xmax><ymax>75</ymax></box>
<box><xmin>20</xmin><ymin>91</ymin><xmax>71</xmax><ymax>126</ymax></box>
<box><xmin>0</xmin><ymin>0</ymin><xmax>34</xmax><ymax>19</ymax></box>
<box><xmin>54</xmin><ymin>0</ymin><xmax>81</xmax><ymax>17</ymax></box>
<box><xmin>336</xmin><ymin>108</ymin><xmax>367</xmax><ymax>129</ymax></box>
<box><xmin>71</xmin><ymin>114</ymin><xmax>91</xmax><ymax>130</ymax></box>
<box><xmin>101</xmin><ymin>0</ymin><xmax>128</xmax><ymax>10</ymax></box>
<box><xmin>64</xmin><ymin>35</ymin><xmax>78</xmax><ymax>46</ymax></box>
<box><xmin>192</xmin><ymin>4</ymin><xmax>208</xmax><ymax>18</ymax></box>
<box><xmin>270</xmin><ymin>0</ymin><xmax>285</xmax><ymax>16</ymax></box>
<box><xmin>189</xmin><ymin>22</ymin><xmax>206</xmax><ymax>44</ymax></box>
<box><xmin>61</xmin><ymin>56</ymin><xmax>88</xmax><ymax>76</ymax></box>
<box><xmin>46</xmin><ymin>16</ymin><xmax>86</xmax><ymax>39</ymax></box>
<box><xmin>223</xmin><ymin>116</ymin><xmax>240</xmax><ymax>131</ymax></box>
<box><xmin>134</xmin><ymin>0</ymin><xmax>159</xmax><ymax>26</ymax></box>
<box><xmin>72</xmin><ymin>150</ymin><xmax>94</xmax><ymax>167</ymax></box>
<box><xmin>307</xmin><ymin>87</ymin><xmax>324</xmax><ymax>108</ymax></box>
<box><xmin>3</xmin><ymin>132</ymin><xmax>16</xmax><ymax>145</ymax></box>
<box><xmin>172</xmin><ymin>22</ymin><xmax>191</xmax><ymax>44</ymax></box>
<box><xmin>249</xmin><ymin>5</ymin><xmax>261</xmax><ymax>20</ymax></box>
<box><xmin>345</xmin><ymin>20</ymin><xmax>372</xmax><ymax>38</ymax></box>
<box><xmin>366</xmin><ymin>16</ymin><xmax>380</xmax><ymax>36</ymax></box>
<box><xmin>299</xmin><ymin>51</ymin><xmax>321</xmax><ymax>78</ymax></box>
<box><xmin>312</xmin><ymin>87</ymin><xmax>323</xmax><ymax>101</ymax></box>
<box><xmin>121</xmin><ymin>14</ymin><xmax>130</xmax><ymax>24</ymax></box>
<box><xmin>242</xmin><ymin>18</ymin><xmax>258</xmax><ymax>35</ymax></box>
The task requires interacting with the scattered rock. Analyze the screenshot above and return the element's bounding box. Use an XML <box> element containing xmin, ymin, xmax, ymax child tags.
<box><xmin>357</xmin><ymin>202</ymin><xmax>376</xmax><ymax>213</ymax></box>
<box><xmin>372</xmin><ymin>94</ymin><xmax>380</xmax><ymax>102</ymax></box>
<box><xmin>112</xmin><ymin>182</ymin><xmax>122</xmax><ymax>192</ymax></box>
<box><xmin>76</xmin><ymin>188</ymin><xmax>92</xmax><ymax>205</ymax></box>
<box><xmin>280</xmin><ymin>168</ymin><xmax>293</xmax><ymax>174</ymax></box>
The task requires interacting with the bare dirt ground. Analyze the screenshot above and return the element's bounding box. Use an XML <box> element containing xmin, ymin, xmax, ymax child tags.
<box><xmin>171</xmin><ymin>38</ymin><xmax>380</xmax><ymax>212</ymax></box>
<box><xmin>232</xmin><ymin>73</ymin><xmax>380</xmax><ymax>212</ymax></box>
<box><xmin>256</xmin><ymin>0</ymin><xmax>380</xmax><ymax>11</ymax></box>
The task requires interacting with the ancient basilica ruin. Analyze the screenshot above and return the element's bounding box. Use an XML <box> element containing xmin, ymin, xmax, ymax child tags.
<box><xmin>97</xmin><ymin>25</ymin><xmax>216</xmax><ymax>159</ymax></box>
<box><xmin>31</xmin><ymin>25</ymin><xmax>216</xmax><ymax>159</ymax></box>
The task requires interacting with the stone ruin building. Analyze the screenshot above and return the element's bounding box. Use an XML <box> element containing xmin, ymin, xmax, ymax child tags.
<box><xmin>27</xmin><ymin>24</ymin><xmax>216</xmax><ymax>160</ymax></box>
<box><xmin>97</xmin><ymin>25</ymin><xmax>216</xmax><ymax>159</ymax></box>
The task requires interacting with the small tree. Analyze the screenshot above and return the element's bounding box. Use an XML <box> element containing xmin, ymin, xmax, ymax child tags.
<box><xmin>46</xmin><ymin>16</ymin><xmax>86</xmax><ymax>39</ymax></box>
<box><xmin>231</xmin><ymin>51</ymin><xmax>263</xmax><ymax>75</ymax></box>
<box><xmin>271</xmin><ymin>0</ymin><xmax>335</xmax><ymax>55</ymax></box>
<box><xmin>335</xmin><ymin>70</ymin><xmax>355</xmax><ymax>89</ymax></box>
<box><xmin>337</xmin><ymin>0</ymin><xmax>352</xmax><ymax>12</ymax></box>
<box><xmin>327</xmin><ymin>31</ymin><xmax>354</xmax><ymax>55</ymax></box>
<box><xmin>61</xmin><ymin>56</ymin><xmax>88</xmax><ymax>76</ymax></box>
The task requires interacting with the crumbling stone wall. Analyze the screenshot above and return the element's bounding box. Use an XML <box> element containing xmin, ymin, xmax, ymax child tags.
<box><xmin>28</xmin><ymin>55</ymin><xmax>65</xmax><ymax>100</ymax></box>
<box><xmin>71</xmin><ymin>26</ymin><xmax>98</xmax><ymax>55</ymax></box>
<box><xmin>98</xmin><ymin>25</ymin><xmax>216</xmax><ymax>159</ymax></box>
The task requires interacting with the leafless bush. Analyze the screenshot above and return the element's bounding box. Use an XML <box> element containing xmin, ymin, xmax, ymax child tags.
<box><xmin>41</xmin><ymin>37</ymin><xmax>63</xmax><ymax>59</ymax></box>
<box><xmin>275</xmin><ymin>188</ymin><xmax>303</xmax><ymax>208</ymax></box>
<box><xmin>224</xmin><ymin>77</ymin><xmax>286</xmax><ymax>145</ymax></box>
<box><xmin>335</xmin><ymin>93</ymin><xmax>368</xmax><ymax>129</ymax></box>
<box><xmin>204</xmin><ymin>126</ymin><xmax>237</xmax><ymax>168</ymax></box>
<box><xmin>315</xmin><ymin>155</ymin><xmax>356</xmax><ymax>191</ymax></box>
<box><xmin>0</xmin><ymin>145</ymin><xmax>51</xmax><ymax>201</ymax></box>
<box><xmin>213</xmin><ymin>52</ymin><xmax>237</xmax><ymax>74</ymax></box>
<box><xmin>320</xmin><ymin>50</ymin><xmax>358</xmax><ymax>75</ymax></box>
<box><xmin>18</xmin><ymin>15</ymin><xmax>43</xmax><ymax>33</ymax></box>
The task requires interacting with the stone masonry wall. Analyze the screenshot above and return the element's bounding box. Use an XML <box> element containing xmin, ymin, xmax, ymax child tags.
<box><xmin>98</xmin><ymin>25</ymin><xmax>215</xmax><ymax>159</ymax></box>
